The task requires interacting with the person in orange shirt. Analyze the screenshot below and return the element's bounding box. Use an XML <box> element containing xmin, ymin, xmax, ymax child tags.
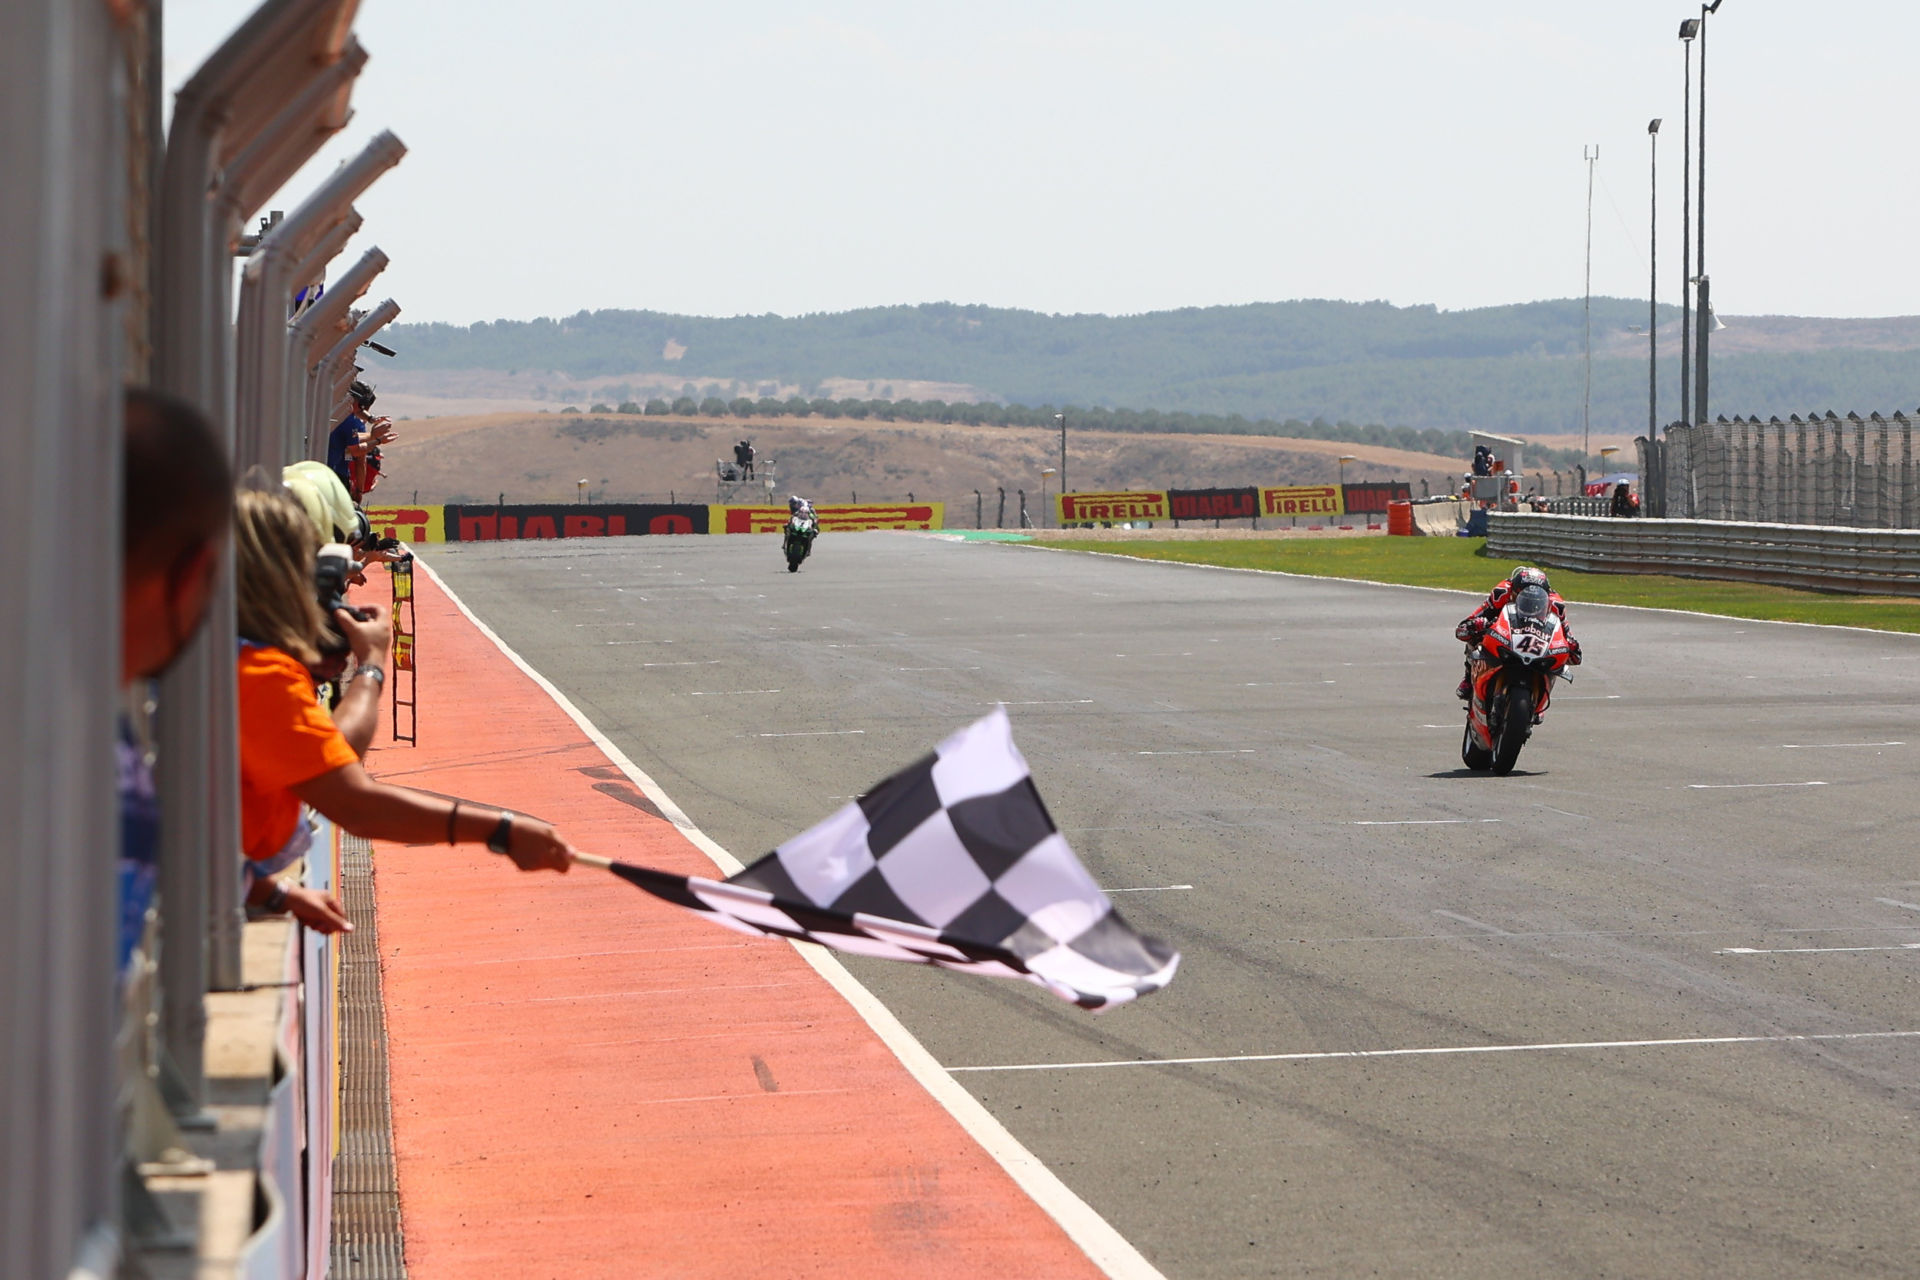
<box><xmin>234</xmin><ymin>490</ymin><xmax>573</xmax><ymax>932</ymax></box>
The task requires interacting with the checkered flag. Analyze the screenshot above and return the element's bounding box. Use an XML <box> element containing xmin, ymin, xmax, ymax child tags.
<box><xmin>602</xmin><ymin>709</ymin><xmax>1178</xmax><ymax>1010</ymax></box>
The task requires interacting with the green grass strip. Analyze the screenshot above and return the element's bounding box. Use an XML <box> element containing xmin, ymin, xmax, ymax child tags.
<box><xmin>1046</xmin><ymin>536</ymin><xmax>1920</xmax><ymax>633</ymax></box>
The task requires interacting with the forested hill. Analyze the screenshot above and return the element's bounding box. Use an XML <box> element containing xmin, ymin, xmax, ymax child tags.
<box><xmin>387</xmin><ymin>299</ymin><xmax>1920</xmax><ymax>435</ymax></box>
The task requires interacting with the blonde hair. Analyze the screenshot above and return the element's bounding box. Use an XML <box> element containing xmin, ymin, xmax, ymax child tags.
<box><xmin>234</xmin><ymin>489</ymin><xmax>328</xmax><ymax>666</ymax></box>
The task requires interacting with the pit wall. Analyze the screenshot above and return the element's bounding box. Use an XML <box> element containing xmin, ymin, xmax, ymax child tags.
<box><xmin>363</xmin><ymin>503</ymin><xmax>944</xmax><ymax>543</ymax></box>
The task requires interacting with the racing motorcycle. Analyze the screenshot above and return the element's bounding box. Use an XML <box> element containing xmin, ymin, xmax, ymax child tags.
<box><xmin>782</xmin><ymin>512</ymin><xmax>818</xmax><ymax>572</ymax></box>
<box><xmin>1461</xmin><ymin>583</ymin><xmax>1574</xmax><ymax>774</ymax></box>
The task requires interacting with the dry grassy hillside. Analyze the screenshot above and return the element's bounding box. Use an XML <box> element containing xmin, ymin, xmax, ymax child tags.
<box><xmin>376</xmin><ymin>412</ymin><xmax>1475</xmax><ymax>510</ymax></box>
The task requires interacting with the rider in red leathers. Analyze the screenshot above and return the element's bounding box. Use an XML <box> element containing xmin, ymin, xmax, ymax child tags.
<box><xmin>1454</xmin><ymin>566</ymin><xmax>1582</xmax><ymax>699</ymax></box>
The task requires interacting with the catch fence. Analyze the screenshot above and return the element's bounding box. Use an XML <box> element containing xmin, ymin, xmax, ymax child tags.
<box><xmin>1640</xmin><ymin>412</ymin><xmax>1920</xmax><ymax>528</ymax></box>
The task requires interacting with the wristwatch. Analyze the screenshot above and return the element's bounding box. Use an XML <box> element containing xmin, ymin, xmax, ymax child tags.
<box><xmin>487</xmin><ymin>811</ymin><xmax>514</xmax><ymax>854</ymax></box>
<box><xmin>352</xmin><ymin>664</ymin><xmax>385</xmax><ymax>688</ymax></box>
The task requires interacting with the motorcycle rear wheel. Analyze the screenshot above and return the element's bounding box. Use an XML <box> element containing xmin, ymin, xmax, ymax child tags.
<box><xmin>1491</xmin><ymin>679</ymin><xmax>1534</xmax><ymax>775</ymax></box>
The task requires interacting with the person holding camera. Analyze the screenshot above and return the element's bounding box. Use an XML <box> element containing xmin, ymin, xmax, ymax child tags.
<box><xmin>234</xmin><ymin>490</ymin><xmax>573</xmax><ymax>933</ymax></box>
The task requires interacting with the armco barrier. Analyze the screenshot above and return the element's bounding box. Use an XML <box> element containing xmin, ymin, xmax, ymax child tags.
<box><xmin>715</xmin><ymin>503</ymin><xmax>943</xmax><ymax>533</ymax></box>
<box><xmin>1486</xmin><ymin>512</ymin><xmax>1920</xmax><ymax>596</ymax></box>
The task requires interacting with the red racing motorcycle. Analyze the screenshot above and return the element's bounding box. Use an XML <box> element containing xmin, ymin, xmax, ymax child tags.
<box><xmin>1461</xmin><ymin>584</ymin><xmax>1574</xmax><ymax>774</ymax></box>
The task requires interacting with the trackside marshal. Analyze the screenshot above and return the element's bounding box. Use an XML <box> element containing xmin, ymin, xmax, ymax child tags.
<box><xmin>1259</xmin><ymin>485</ymin><xmax>1344</xmax><ymax>517</ymax></box>
<box><xmin>1057</xmin><ymin>491</ymin><xmax>1169</xmax><ymax>523</ymax></box>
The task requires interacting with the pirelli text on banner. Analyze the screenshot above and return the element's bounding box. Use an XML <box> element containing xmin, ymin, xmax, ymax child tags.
<box><xmin>1259</xmin><ymin>485</ymin><xmax>1345</xmax><ymax>518</ymax></box>
<box><xmin>716</xmin><ymin>503</ymin><xmax>944</xmax><ymax>533</ymax></box>
<box><xmin>362</xmin><ymin>504</ymin><xmax>447</xmax><ymax>543</ymax></box>
<box><xmin>1056</xmin><ymin>491</ymin><xmax>1169</xmax><ymax>523</ymax></box>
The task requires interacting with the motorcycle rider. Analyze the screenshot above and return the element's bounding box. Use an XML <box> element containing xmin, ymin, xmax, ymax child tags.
<box><xmin>1454</xmin><ymin>565</ymin><xmax>1581</xmax><ymax>700</ymax></box>
<box><xmin>788</xmin><ymin>493</ymin><xmax>817</xmax><ymax>525</ymax></box>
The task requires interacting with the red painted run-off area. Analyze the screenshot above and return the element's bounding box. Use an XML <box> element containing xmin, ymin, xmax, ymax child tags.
<box><xmin>365</xmin><ymin>567</ymin><xmax>1100</xmax><ymax>1278</ymax></box>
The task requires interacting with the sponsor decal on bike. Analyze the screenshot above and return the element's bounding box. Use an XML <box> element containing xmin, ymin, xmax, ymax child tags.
<box><xmin>1259</xmin><ymin>485</ymin><xmax>1345</xmax><ymax>517</ymax></box>
<box><xmin>716</xmin><ymin>504</ymin><xmax>944</xmax><ymax>533</ymax></box>
<box><xmin>1057</xmin><ymin>491</ymin><xmax>1170</xmax><ymax>523</ymax></box>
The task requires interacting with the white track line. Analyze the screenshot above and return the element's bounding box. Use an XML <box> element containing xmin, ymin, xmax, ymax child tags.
<box><xmin>1720</xmin><ymin>944</ymin><xmax>1920</xmax><ymax>955</ymax></box>
<box><xmin>753</xmin><ymin>729</ymin><xmax>865</xmax><ymax>738</ymax></box>
<box><xmin>948</xmin><ymin>1030</ymin><xmax>1920</xmax><ymax>1074</ymax></box>
<box><xmin>1136</xmin><ymin>749</ymin><xmax>1254</xmax><ymax>756</ymax></box>
<box><xmin>1776</xmin><ymin>742</ymin><xmax>1904</xmax><ymax>750</ymax></box>
<box><xmin>1353</xmin><ymin>818</ymin><xmax>1501</xmax><ymax>826</ymax></box>
<box><xmin>415</xmin><ymin>556</ymin><xmax>1164</xmax><ymax>1280</ymax></box>
<box><xmin>1687</xmin><ymin>781</ymin><xmax>1827</xmax><ymax>790</ymax></box>
<box><xmin>1103</xmin><ymin>885</ymin><xmax>1195</xmax><ymax>895</ymax></box>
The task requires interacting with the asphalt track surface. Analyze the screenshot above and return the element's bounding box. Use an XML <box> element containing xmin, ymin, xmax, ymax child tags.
<box><xmin>429</xmin><ymin>532</ymin><xmax>1920</xmax><ymax>1279</ymax></box>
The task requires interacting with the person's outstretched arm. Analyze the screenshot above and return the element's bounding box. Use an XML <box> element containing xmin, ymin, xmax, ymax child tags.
<box><xmin>293</xmin><ymin>763</ymin><xmax>574</xmax><ymax>873</ymax></box>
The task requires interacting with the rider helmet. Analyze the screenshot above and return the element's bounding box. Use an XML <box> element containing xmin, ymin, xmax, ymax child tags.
<box><xmin>788</xmin><ymin>494</ymin><xmax>804</xmax><ymax>513</ymax></box>
<box><xmin>1512</xmin><ymin>583</ymin><xmax>1552</xmax><ymax>622</ymax></box>
<box><xmin>1510</xmin><ymin>566</ymin><xmax>1550</xmax><ymax>593</ymax></box>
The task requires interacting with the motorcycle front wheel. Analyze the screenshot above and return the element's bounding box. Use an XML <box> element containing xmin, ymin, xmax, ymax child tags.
<box><xmin>1491</xmin><ymin>678</ymin><xmax>1534</xmax><ymax>775</ymax></box>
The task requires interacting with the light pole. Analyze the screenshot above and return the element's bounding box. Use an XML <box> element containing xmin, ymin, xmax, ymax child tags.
<box><xmin>1041</xmin><ymin>467</ymin><xmax>1058</xmax><ymax>528</ymax></box>
<box><xmin>1583</xmin><ymin>144</ymin><xmax>1599</xmax><ymax>458</ymax></box>
<box><xmin>1337</xmin><ymin>454</ymin><xmax>1358</xmax><ymax>489</ymax></box>
<box><xmin>1679</xmin><ymin>18</ymin><xmax>1697</xmax><ymax>426</ymax></box>
<box><xmin>1054</xmin><ymin>412</ymin><xmax>1066</xmax><ymax>496</ymax></box>
<box><xmin>1696</xmin><ymin>0</ymin><xmax>1726</xmax><ymax>432</ymax></box>
<box><xmin>1648</xmin><ymin>118</ymin><xmax>1661</xmax><ymax>440</ymax></box>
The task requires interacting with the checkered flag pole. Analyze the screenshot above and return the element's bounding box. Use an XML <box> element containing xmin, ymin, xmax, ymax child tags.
<box><xmin>575</xmin><ymin>708</ymin><xmax>1179</xmax><ymax>1011</ymax></box>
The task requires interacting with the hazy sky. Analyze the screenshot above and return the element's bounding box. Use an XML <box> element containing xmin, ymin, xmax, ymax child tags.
<box><xmin>165</xmin><ymin>1</ymin><xmax>1915</xmax><ymax>325</ymax></box>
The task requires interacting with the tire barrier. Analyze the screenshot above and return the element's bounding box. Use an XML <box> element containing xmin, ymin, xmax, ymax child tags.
<box><xmin>1486</xmin><ymin>512</ymin><xmax>1920</xmax><ymax>595</ymax></box>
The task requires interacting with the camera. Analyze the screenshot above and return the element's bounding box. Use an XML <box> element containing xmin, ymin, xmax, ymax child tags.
<box><xmin>315</xmin><ymin>543</ymin><xmax>372</xmax><ymax>625</ymax></box>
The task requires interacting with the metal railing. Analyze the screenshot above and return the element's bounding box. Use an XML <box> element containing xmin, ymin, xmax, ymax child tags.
<box><xmin>1487</xmin><ymin>512</ymin><xmax>1920</xmax><ymax>596</ymax></box>
<box><xmin>1641</xmin><ymin>412</ymin><xmax>1920</xmax><ymax>528</ymax></box>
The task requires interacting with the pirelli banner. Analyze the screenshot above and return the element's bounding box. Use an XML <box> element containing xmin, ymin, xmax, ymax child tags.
<box><xmin>443</xmin><ymin>503</ymin><xmax>712</xmax><ymax>541</ymax></box>
<box><xmin>1168</xmin><ymin>487</ymin><xmax>1258</xmax><ymax>521</ymax></box>
<box><xmin>1259</xmin><ymin>485</ymin><xmax>1345</xmax><ymax>518</ymax></box>
<box><xmin>714</xmin><ymin>503</ymin><xmax>944</xmax><ymax>533</ymax></box>
<box><xmin>1056</xmin><ymin>491</ymin><xmax>1169</xmax><ymax>524</ymax></box>
<box><xmin>1340</xmin><ymin>481</ymin><xmax>1413</xmax><ymax>516</ymax></box>
<box><xmin>363</xmin><ymin>505</ymin><xmax>448</xmax><ymax>543</ymax></box>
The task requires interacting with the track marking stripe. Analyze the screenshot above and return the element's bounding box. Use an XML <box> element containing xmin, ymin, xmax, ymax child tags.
<box><xmin>1776</xmin><ymin>742</ymin><xmax>1904</xmax><ymax>749</ymax></box>
<box><xmin>1687</xmin><ymin>781</ymin><xmax>1827</xmax><ymax>789</ymax></box>
<box><xmin>1102</xmin><ymin>885</ymin><xmax>1194</xmax><ymax>895</ymax></box>
<box><xmin>948</xmin><ymin>1030</ymin><xmax>1920</xmax><ymax>1074</ymax></box>
<box><xmin>1353</xmin><ymin>818</ymin><xmax>1500</xmax><ymax>826</ymax></box>
<box><xmin>414</xmin><ymin>555</ymin><xmax>1163</xmax><ymax>1280</ymax></box>
<box><xmin>1720</xmin><ymin>944</ymin><xmax>1920</xmax><ymax>955</ymax></box>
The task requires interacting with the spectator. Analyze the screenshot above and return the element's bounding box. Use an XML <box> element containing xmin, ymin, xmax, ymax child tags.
<box><xmin>1611</xmin><ymin>482</ymin><xmax>1638</xmax><ymax>518</ymax></box>
<box><xmin>121</xmin><ymin>388</ymin><xmax>234</xmax><ymax>969</ymax></box>
<box><xmin>1471</xmin><ymin>443</ymin><xmax>1493</xmax><ymax>477</ymax></box>
<box><xmin>326</xmin><ymin>380</ymin><xmax>395</xmax><ymax>499</ymax></box>
<box><xmin>233</xmin><ymin>490</ymin><xmax>573</xmax><ymax>933</ymax></box>
<box><xmin>281</xmin><ymin>464</ymin><xmax>387</xmax><ymax>756</ymax></box>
